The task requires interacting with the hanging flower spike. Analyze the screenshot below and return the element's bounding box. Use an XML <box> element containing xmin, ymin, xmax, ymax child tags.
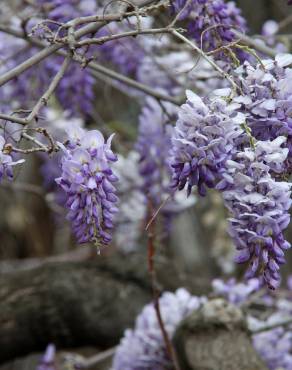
<box><xmin>56</xmin><ymin>129</ymin><xmax>119</xmax><ymax>249</ymax></box>
<box><xmin>170</xmin><ymin>89</ymin><xmax>244</xmax><ymax>196</ymax></box>
<box><xmin>220</xmin><ymin>138</ymin><xmax>292</xmax><ymax>289</ymax></box>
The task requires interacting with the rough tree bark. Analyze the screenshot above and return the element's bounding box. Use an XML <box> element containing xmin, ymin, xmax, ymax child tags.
<box><xmin>0</xmin><ymin>252</ymin><xmax>209</xmax><ymax>363</ymax></box>
<box><xmin>173</xmin><ymin>299</ymin><xmax>268</xmax><ymax>370</ymax></box>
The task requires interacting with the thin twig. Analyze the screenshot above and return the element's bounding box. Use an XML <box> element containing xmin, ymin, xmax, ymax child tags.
<box><xmin>81</xmin><ymin>347</ymin><xmax>116</xmax><ymax>368</ymax></box>
<box><xmin>26</xmin><ymin>55</ymin><xmax>70</xmax><ymax>122</ymax></box>
<box><xmin>171</xmin><ymin>29</ymin><xmax>240</xmax><ymax>92</ymax></box>
<box><xmin>251</xmin><ymin>317</ymin><xmax>292</xmax><ymax>335</ymax></box>
<box><xmin>168</xmin><ymin>0</ymin><xmax>192</xmax><ymax>28</ymax></box>
<box><xmin>0</xmin><ymin>56</ymin><xmax>70</xmax><ymax>126</ymax></box>
<box><xmin>0</xmin><ymin>0</ymin><xmax>161</xmax><ymax>87</ymax></box>
<box><xmin>0</xmin><ymin>25</ymin><xmax>182</xmax><ymax>108</ymax></box>
<box><xmin>22</xmin><ymin>132</ymin><xmax>47</xmax><ymax>149</ymax></box>
<box><xmin>0</xmin><ymin>0</ymin><xmax>167</xmax><ymax>87</ymax></box>
<box><xmin>76</xmin><ymin>27</ymin><xmax>173</xmax><ymax>46</ymax></box>
<box><xmin>232</xmin><ymin>29</ymin><xmax>277</xmax><ymax>58</ymax></box>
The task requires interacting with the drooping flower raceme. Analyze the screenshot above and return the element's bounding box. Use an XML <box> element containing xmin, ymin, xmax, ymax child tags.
<box><xmin>233</xmin><ymin>55</ymin><xmax>292</xmax><ymax>169</ymax></box>
<box><xmin>136</xmin><ymin>98</ymin><xmax>177</xmax><ymax>207</ymax></box>
<box><xmin>136</xmin><ymin>97</ymin><xmax>196</xmax><ymax>227</ymax></box>
<box><xmin>112</xmin><ymin>289</ymin><xmax>204</xmax><ymax>370</ymax></box>
<box><xmin>219</xmin><ymin>138</ymin><xmax>291</xmax><ymax>289</ymax></box>
<box><xmin>171</xmin><ymin>0</ymin><xmax>247</xmax><ymax>57</ymax></box>
<box><xmin>170</xmin><ymin>90</ymin><xmax>244</xmax><ymax>196</ymax></box>
<box><xmin>56</xmin><ymin>129</ymin><xmax>119</xmax><ymax>247</ymax></box>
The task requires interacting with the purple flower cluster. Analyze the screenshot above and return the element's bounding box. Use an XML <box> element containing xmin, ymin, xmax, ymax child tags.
<box><xmin>97</xmin><ymin>21</ymin><xmax>145</xmax><ymax>77</ymax></box>
<box><xmin>220</xmin><ymin>138</ymin><xmax>291</xmax><ymax>289</ymax></box>
<box><xmin>171</xmin><ymin>0</ymin><xmax>247</xmax><ymax>55</ymax></box>
<box><xmin>136</xmin><ymin>98</ymin><xmax>177</xmax><ymax>207</ymax></box>
<box><xmin>112</xmin><ymin>289</ymin><xmax>204</xmax><ymax>370</ymax></box>
<box><xmin>45</xmin><ymin>59</ymin><xmax>95</xmax><ymax>117</ymax></box>
<box><xmin>56</xmin><ymin>128</ymin><xmax>119</xmax><ymax>247</ymax></box>
<box><xmin>253</xmin><ymin>321</ymin><xmax>292</xmax><ymax>370</ymax></box>
<box><xmin>0</xmin><ymin>1</ymin><xmax>97</xmax><ymax>118</ymax></box>
<box><xmin>212</xmin><ymin>277</ymin><xmax>260</xmax><ymax>305</ymax></box>
<box><xmin>36</xmin><ymin>0</ymin><xmax>97</xmax><ymax>23</ymax></box>
<box><xmin>233</xmin><ymin>55</ymin><xmax>292</xmax><ymax>168</ymax></box>
<box><xmin>170</xmin><ymin>90</ymin><xmax>244</xmax><ymax>196</ymax></box>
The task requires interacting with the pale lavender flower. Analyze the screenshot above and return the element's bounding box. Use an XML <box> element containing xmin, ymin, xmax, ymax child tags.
<box><xmin>170</xmin><ymin>90</ymin><xmax>244</xmax><ymax>196</ymax></box>
<box><xmin>136</xmin><ymin>98</ymin><xmax>177</xmax><ymax>206</ymax></box>
<box><xmin>112</xmin><ymin>289</ymin><xmax>204</xmax><ymax>370</ymax></box>
<box><xmin>219</xmin><ymin>138</ymin><xmax>292</xmax><ymax>289</ymax></box>
<box><xmin>212</xmin><ymin>278</ymin><xmax>260</xmax><ymax>305</ymax></box>
<box><xmin>39</xmin><ymin>110</ymin><xmax>84</xmax><ymax>206</ymax></box>
<box><xmin>56</xmin><ymin>129</ymin><xmax>119</xmax><ymax>247</ymax></box>
<box><xmin>233</xmin><ymin>55</ymin><xmax>292</xmax><ymax>169</ymax></box>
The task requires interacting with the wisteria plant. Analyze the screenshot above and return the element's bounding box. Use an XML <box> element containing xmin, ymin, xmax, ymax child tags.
<box><xmin>1</xmin><ymin>0</ymin><xmax>292</xmax><ymax>369</ymax></box>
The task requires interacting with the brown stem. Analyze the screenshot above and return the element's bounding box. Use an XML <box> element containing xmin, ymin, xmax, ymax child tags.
<box><xmin>146</xmin><ymin>205</ymin><xmax>181</xmax><ymax>370</ymax></box>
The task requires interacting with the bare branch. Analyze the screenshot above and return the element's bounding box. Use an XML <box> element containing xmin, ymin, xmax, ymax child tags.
<box><xmin>0</xmin><ymin>55</ymin><xmax>70</xmax><ymax>126</ymax></box>
<box><xmin>232</xmin><ymin>30</ymin><xmax>277</xmax><ymax>58</ymax></box>
<box><xmin>26</xmin><ymin>55</ymin><xmax>70</xmax><ymax>123</ymax></box>
<box><xmin>0</xmin><ymin>0</ymin><xmax>165</xmax><ymax>87</ymax></box>
<box><xmin>171</xmin><ymin>29</ymin><xmax>241</xmax><ymax>93</ymax></box>
<box><xmin>0</xmin><ymin>26</ymin><xmax>182</xmax><ymax>106</ymax></box>
<box><xmin>76</xmin><ymin>27</ymin><xmax>173</xmax><ymax>47</ymax></box>
<box><xmin>22</xmin><ymin>132</ymin><xmax>47</xmax><ymax>149</ymax></box>
<box><xmin>251</xmin><ymin>317</ymin><xmax>292</xmax><ymax>335</ymax></box>
<box><xmin>81</xmin><ymin>347</ymin><xmax>116</xmax><ymax>368</ymax></box>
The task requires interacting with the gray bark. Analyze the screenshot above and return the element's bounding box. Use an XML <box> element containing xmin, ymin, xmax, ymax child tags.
<box><xmin>0</xmin><ymin>252</ymin><xmax>209</xmax><ymax>363</ymax></box>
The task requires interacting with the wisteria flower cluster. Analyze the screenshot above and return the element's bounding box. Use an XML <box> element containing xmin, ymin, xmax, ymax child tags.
<box><xmin>56</xmin><ymin>128</ymin><xmax>119</xmax><ymax>247</ymax></box>
<box><xmin>233</xmin><ymin>55</ymin><xmax>292</xmax><ymax>165</ymax></box>
<box><xmin>112</xmin><ymin>288</ymin><xmax>205</xmax><ymax>370</ymax></box>
<box><xmin>170</xmin><ymin>90</ymin><xmax>244</xmax><ymax>196</ymax></box>
<box><xmin>221</xmin><ymin>139</ymin><xmax>291</xmax><ymax>289</ymax></box>
<box><xmin>171</xmin><ymin>54</ymin><xmax>292</xmax><ymax>287</ymax></box>
<box><xmin>136</xmin><ymin>97</ymin><xmax>196</xmax><ymax>235</ymax></box>
<box><xmin>171</xmin><ymin>0</ymin><xmax>247</xmax><ymax>56</ymax></box>
<box><xmin>136</xmin><ymin>98</ymin><xmax>177</xmax><ymax>207</ymax></box>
